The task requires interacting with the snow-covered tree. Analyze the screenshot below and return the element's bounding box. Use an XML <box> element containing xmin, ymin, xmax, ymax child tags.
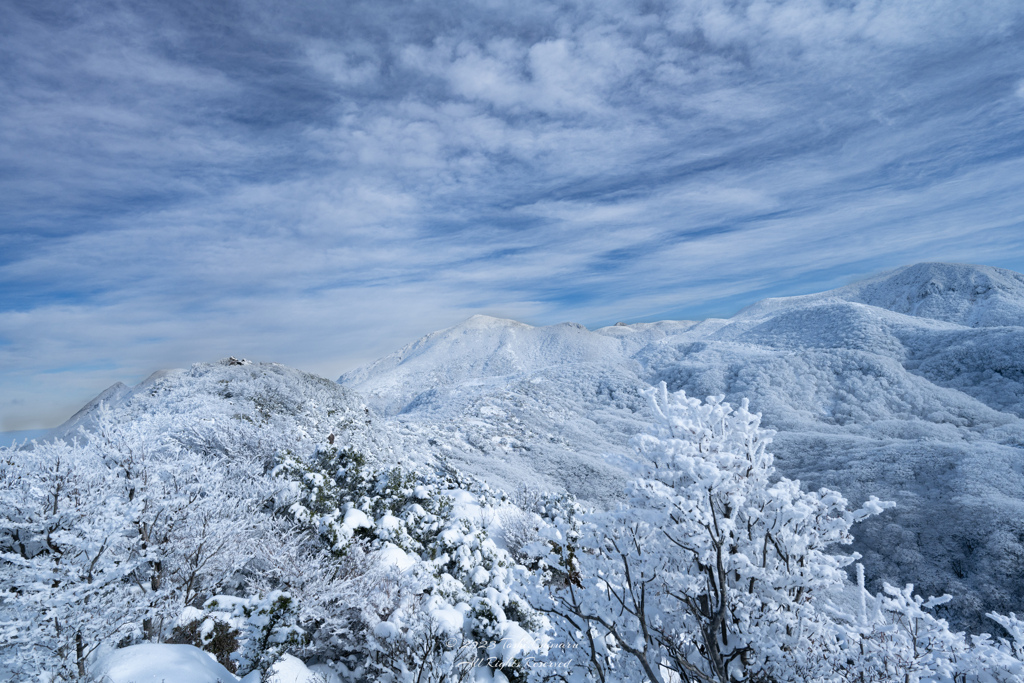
<box><xmin>829</xmin><ymin>563</ymin><xmax>1024</xmax><ymax>682</ymax></box>
<box><xmin>0</xmin><ymin>405</ymin><xmax>285</xmax><ymax>679</ymax></box>
<box><xmin>528</xmin><ymin>383</ymin><xmax>894</xmax><ymax>682</ymax></box>
<box><xmin>0</xmin><ymin>439</ymin><xmax>145</xmax><ymax>680</ymax></box>
<box><xmin>273</xmin><ymin>444</ymin><xmax>545</xmax><ymax>682</ymax></box>
<box><xmin>87</xmin><ymin>408</ymin><xmax>276</xmax><ymax>640</ymax></box>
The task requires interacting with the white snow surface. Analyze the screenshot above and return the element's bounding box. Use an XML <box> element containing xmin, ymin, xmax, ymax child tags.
<box><xmin>93</xmin><ymin>645</ymin><xmax>321</xmax><ymax>683</ymax></box>
<box><xmin>487</xmin><ymin>622</ymin><xmax>538</xmax><ymax>666</ymax></box>
<box><xmin>376</xmin><ymin>541</ymin><xmax>417</xmax><ymax>571</ymax></box>
<box><xmin>93</xmin><ymin>643</ymin><xmax>248</xmax><ymax>683</ymax></box>
<box><xmin>338</xmin><ymin>262</ymin><xmax>1024</xmax><ymax>630</ymax></box>
<box><xmin>267</xmin><ymin>653</ymin><xmax>323</xmax><ymax>683</ymax></box>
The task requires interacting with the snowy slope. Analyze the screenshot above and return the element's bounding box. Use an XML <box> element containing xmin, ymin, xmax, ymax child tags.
<box><xmin>340</xmin><ymin>262</ymin><xmax>1024</xmax><ymax>630</ymax></box>
<box><xmin>739</xmin><ymin>262</ymin><xmax>1024</xmax><ymax>327</ymax></box>
<box><xmin>342</xmin><ymin>315</ymin><xmax>632</xmax><ymax>414</ymax></box>
<box><xmin>52</xmin><ymin>380</ymin><xmax>133</xmax><ymax>439</ymax></box>
<box><xmin>47</xmin><ymin>358</ymin><xmax>392</xmax><ymax>466</ymax></box>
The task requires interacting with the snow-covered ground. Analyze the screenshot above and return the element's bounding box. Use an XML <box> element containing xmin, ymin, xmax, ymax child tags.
<box><xmin>94</xmin><ymin>644</ymin><xmax>328</xmax><ymax>683</ymax></box>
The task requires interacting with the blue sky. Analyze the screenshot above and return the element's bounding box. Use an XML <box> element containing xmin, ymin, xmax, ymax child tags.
<box><xmin>2</xmin><ymin>0</ymin><xmax>1024</xmax><ymax>430</ymax></box>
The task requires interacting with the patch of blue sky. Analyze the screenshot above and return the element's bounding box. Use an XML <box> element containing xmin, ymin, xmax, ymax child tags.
<box><xmin>39</xmin><ymin>360</ymin><xmax>120</xmax><ymax>376</ymax></box>
<box><xmin>0</xmin><ymin>290</ymin><xmax>111</xmax><ymax>314</ymax></box>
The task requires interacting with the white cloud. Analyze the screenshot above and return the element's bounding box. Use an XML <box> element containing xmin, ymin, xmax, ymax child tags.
<box><xmin>305</xmin><ymin>41</ymin><xmax>380</xmax><ymax>86</ymax></box>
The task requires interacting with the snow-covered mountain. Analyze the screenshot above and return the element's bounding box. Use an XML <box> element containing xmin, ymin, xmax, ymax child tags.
<box><xmin>830</xmin><ymin>261</ymin><xmax>1024</xmax><ymax>327</ymax></box>
<box><xmin>15</xmin><ymin>261</ymin><xmax>1024</xmax><ymax>678</ymax></box>
<box><xmin>45</xmin><ymin>358</ymin><xmax>392</xmax><ymax>465</ymax></box>
<box><xmin>340</xmin><ymin>262</ymin><xmax>1024</xmax><ymax>629</ymax></box>
<box><xmin>41</xmin><ymin>262</ymin><xmax>1024</xmax><ymax>631</ymax></box>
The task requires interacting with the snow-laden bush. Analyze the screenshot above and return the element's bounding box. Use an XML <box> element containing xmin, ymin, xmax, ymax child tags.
<box><xmin>0</xmin><ymin>439</ymin><xmax>146</xmax><ymax>681</ymax></box>
<box><xmin>828</xmin><ymin>564</ymin><xmax>1024</xmax><ymax>682</ymax></box>
<box><xmin>176</xmin><ymin>591</ymin><xmax>308</xmax><ymax>677</ymax></box>
<box><xmin>273</xmin><ymin>445</ymin><xmax>545</xmax><ymax>682</ymax></box>
<box><xmin>0</xmin><ymin>398</ymin><xmax>542</xmax><ymax>681</ymax></box>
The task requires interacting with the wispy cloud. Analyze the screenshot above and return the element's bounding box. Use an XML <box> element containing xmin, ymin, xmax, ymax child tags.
<box><xmin>2</xmin><ymin>0</ymin><xmax>1024</xmax><ymax>428</ymax></box>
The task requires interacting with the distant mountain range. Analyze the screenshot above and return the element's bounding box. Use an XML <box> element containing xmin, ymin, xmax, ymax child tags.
<box><xmin>339</xmin><ymin>262</ymin><xmax>1024</xmax><ymax>630</ymax></box>
<box><xmin>39</xmin><ymin>262</ymin><xmax>1024</xmax><ymax>630</ymax></box>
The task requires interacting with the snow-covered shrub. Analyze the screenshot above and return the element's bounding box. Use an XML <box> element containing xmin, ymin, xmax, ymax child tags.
<box><xmin>181</xmin><ymin>591</ymin><xmax>309</xmax><ymax>677</ymax></box>
<box><xmin>499</xmin><ymin>507</ymin><xmax>541</xmax><ymax>563</ymax></box>
<box><xmin>273</xmin><ymin>444</ymin><xmax>544</xmax><ymax>682</ymax></box>
<box><xmin>274</xmin><ymin>446</ymin><xmax>454</xmax><ymax>558</ymax></box>
<box><xmin>827</xmin><ymin>564</ymin><xmax>1024</xmax><ymax>682</ymax></box>
<box><xmin>510</xmin><ymin>487</ymin><xmax>586</xmax><ymax>591</ymax></box>
<box><xmin>168</xmin><ymin>613</ymin><xmax>240</xmax><ymax>672</ymax></box>
<box><xmin>0</xmin><ymin>406</ymin><xmax>289</xmax><ymax>680</ymax></box>
<box><xmin>497</xmin><ymin>486</ymin><xmax>557</xmax><ymax>565</ymax></box>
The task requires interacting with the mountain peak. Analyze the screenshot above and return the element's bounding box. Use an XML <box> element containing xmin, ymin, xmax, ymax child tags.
<box><xmin>455</xmin><ymin>314</ymin><xmax>533</xmax><ymax>330</ymax></box>
<box><xmin>51</xmin><ymin>381</ymin><xmax>133</xmax><ymax>439</ymax></box>
<box><xmin>736</xmin><ymin>263</ymin><xmax>1024</xmax><ymax>327</ymax></box>
<box><xmin>338</xmin><ymin>315</ymin><xmax>622</xmax><ymax>414</ymax></box>
<box><xmin>836</xmin><ymin>262</ymin><xmax>1024</xmax><ymax>327</ymax></box>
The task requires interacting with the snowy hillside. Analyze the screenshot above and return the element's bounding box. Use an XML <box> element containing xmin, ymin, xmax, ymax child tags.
<box><xmin>18</xmin><ymin>262</ymin><xmax>1024</xmax><ymax>638</ymax></box>
<box><xmin>44</xmin><ymin>357</ymin><xmax>391</xmax><ymax>464</ymax></box>
<box><xmin>836</xmin><ymin>262</ymin><xmax>1024</xmax><ymax>327</ymax></box>
<box><xmin>1</xmin><ymin>358</ymin><xmax>548</xmax><ymax>682</ymax></box>
<box><xmin>340</xmin><ymin>262</ymin><xmax>1024</xmax><ymax>630</ymax></box>
<box><xmin>737</xmin><ymin>262</ymin><xmax>1024</xmax><ymax>328</ymax></box>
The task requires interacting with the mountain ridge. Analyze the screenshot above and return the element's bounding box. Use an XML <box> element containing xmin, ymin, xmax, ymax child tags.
<box><xmin>40</xmin><ymin>262</ymin><xmax>1024</xmax><ymax>631</ymax></box>
<box><xmin>737</xmin><ymin>262</ymin><xmax>1024</xmax><ymax>327</ymax></box>
<box><xmin>338</xmin><ymin>261</ymin><xmax>1024</xmax><ymax>630</ymax></box>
